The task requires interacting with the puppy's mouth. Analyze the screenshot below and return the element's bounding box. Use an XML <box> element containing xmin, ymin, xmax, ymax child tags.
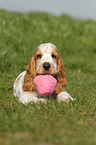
<box><xmin>37</xmin><ymin>71</ymin><xmax>50</xmax><ymax>75</ymax></box>
<box><xmin>37</xmin><ymin>71</ymin><xmax>57</xmax><ymax>77</ymax></box>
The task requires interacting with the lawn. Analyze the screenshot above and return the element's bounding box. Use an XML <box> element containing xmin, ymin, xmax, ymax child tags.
<box><xmin>0</xmin><ymin>10</ymin><xmax>96</xmax><ymax>145</ymax></box>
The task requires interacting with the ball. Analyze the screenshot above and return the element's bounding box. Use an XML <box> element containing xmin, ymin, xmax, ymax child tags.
<box><xmin>33</xmin><ymin>75</ymin><xmax>57</xmax><ymax>96</ymax></box>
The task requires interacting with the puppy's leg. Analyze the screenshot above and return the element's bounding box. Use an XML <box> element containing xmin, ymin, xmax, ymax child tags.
<box><xmin>57</xmin><ymin>91</ymin><xmax>74</xmax><ymax>102</ymax></box>
<box><xmin>19</xmin><ymin>91</ymin><xmax>46</xmax><ymax>104</ymax></box>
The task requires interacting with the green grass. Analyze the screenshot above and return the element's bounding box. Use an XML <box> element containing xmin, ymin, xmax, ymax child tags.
<box><xmin>0</xmin><ymin>10</ymin><xmax>96</xmax><ymax>145</ymax></box>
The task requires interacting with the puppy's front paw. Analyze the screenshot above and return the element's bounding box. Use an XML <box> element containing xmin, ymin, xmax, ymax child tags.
<box><xmin>57</xmin><ymin>92</ymin><xmax>70</xmax><ymax>102</ymax></box>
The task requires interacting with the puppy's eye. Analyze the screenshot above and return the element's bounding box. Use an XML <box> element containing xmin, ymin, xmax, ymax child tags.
<box><xmin>37</xmin><ymin>54</ymin><xmax>41</xmax><ymax>59</ymax></box>
<box><xmin>52</xmin><ymin>54</ymin><xmax>56</xmax><ymax>59</ymax></box>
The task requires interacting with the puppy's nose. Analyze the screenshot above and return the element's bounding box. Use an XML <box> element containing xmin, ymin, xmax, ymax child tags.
<box><xmin>43</xmin><ymin>63</ymin><xmax>51</xmax><ymax>70</ymax></box>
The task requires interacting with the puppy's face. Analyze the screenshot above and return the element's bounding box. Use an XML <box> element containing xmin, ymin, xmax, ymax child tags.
<box><xmin>35</xmin><ymin>44</ymin><xmax>60</xmax><ymax>75</ymax></box>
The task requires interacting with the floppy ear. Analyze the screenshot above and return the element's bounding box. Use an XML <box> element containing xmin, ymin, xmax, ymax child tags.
<box><xmin>23</xmin><ymin>54</ymin><xmax>36</xmax><ymax>91</ymax></box>
<box><xmin>55</xmin><ymin>57</ymin><xmax>67</xmax><ymax>94</ymax></box>
<box><xmin>27</xmin><ymin>54</ymin><xmax>36</xmax><ymax>78</ymax></box>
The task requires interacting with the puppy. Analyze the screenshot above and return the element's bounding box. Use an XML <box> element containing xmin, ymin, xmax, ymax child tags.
<box><xmin>14</xmin><ymin>43</ymin><xmax>73</xmax><ymax>104</ymax></box>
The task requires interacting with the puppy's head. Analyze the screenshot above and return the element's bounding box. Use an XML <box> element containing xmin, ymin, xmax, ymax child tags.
<box><xmin>24</xmin><ymin>43</ymin><xmax>66</xmax><ymax>93</ymax></box>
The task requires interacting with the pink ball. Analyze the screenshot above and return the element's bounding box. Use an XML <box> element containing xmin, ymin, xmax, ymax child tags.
<box><xmin>33</xmin><ymin>75</ymin><xmax>57</xmax><ymax>96</ymax></box>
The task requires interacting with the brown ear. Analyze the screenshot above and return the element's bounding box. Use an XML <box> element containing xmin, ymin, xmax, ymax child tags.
<box><xmin>23</xmin><ymin>54</ymin><xmax>36</xmax><ymax>91</ymax></box>
<box><xmin>55</xmin><ymin>57</ymin><xmax>67</xmax><ymax>94</ymax></box>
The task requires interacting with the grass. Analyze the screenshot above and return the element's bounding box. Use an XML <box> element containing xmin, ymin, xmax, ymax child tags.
<box><xmin>0</xmin><ymin>10</ymin><xmax>96</xmax><ymax>145</ymax></box>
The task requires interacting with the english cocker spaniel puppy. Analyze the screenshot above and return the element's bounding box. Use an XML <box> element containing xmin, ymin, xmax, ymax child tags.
<box><xmin>14</xmin><ymin>43</ymin><xmax>73</xmax><ymax>104</ymax></box>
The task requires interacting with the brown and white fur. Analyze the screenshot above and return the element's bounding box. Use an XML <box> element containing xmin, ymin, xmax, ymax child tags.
<box><xmin>13</xmin><ymin>43</ymin><xmax>74</xmax><ymax>104</ymax></box>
